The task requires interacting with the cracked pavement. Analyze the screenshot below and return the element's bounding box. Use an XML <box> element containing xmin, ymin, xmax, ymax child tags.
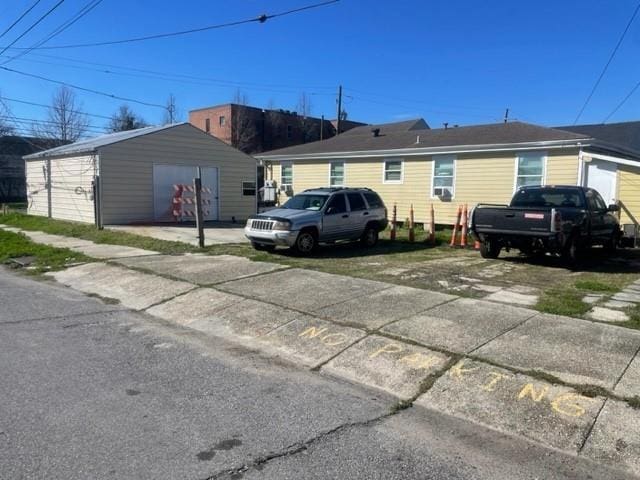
<box><xmin>1</xmin><ymin>268</ymin><xmax>636</xmax><ymax>479</ymax></box>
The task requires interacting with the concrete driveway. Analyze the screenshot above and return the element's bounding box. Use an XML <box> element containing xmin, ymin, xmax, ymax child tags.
<box><xmin>106</xmin><ymin>223</ymin><xmax>248</xmax><ymax>245</ymax></box>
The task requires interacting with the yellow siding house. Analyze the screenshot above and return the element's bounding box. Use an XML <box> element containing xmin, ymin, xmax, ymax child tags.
<box><xmin>257</xmin><ymin>120</ymin><xmax>640</xmax><ymax>241</ymax></box>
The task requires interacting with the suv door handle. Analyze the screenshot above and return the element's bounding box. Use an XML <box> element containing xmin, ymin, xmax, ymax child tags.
<box><xmin>342</xmin><ymin>214</ymin><xmax>349</xmax><ymax>218</ymax></box>
<box><xmin>363</xmin><ymin>212</ymin><xmax>369</xmax><ymax>216</ymax></box>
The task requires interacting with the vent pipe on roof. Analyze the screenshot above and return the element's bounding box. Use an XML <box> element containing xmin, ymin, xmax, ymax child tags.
<box><xmin>415</xmin><ymin>135</ymin><xmax>420</xmax><ymax>144</ymax></box>
<box><xmin>372</xmin><ymin>128</ymin><xmax>381</xmax><ymax>137</ymax></box>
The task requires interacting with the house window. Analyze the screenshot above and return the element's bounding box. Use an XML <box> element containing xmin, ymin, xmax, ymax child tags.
<box><xmin>329</xmin><ymin>161</ymin><xmax>344</xmax><ymax>187</ymax></box>
<box><xmin>383</xmin><ymin>159</ymin><xmax>403</xmax><ymax>183</ymax></box>
<box><xmin>432</xmin><ymin>154</ymin><xmax>455</xmax><ymax>198</ymax></box>
<box><xmin>286</xmin><ymin>125</ymin><xmax>292</xmax><ymax>140</ymax></box>
<box><xmin>242</xmin><ymin>181</ymin><xmax>256</xmax><ymax>196</ymax></box>
<box><xmin>516</xmin><ymin>152</ymin><xmax>545</xmax><ymax>189</ymax></box>
<box><xmin>219</xmin><ymin>116</ymin><xmax>226</xmax><ymax>126</ymax></box>
<box><xmin>205</xmin><ymin>118</ymin><xmax>210</xmax><ymax>133</ymax></box>
<box><xmin>281</xmin><ymin>162</ymin><xmax>293</xmax><ymax>187</ymax></box>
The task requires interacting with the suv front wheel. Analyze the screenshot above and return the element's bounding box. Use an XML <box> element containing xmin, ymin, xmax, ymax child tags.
<box><xmin>292</xmin><ymin>229</ymin><xmax>317</xmax><ymax>255</ymax></box>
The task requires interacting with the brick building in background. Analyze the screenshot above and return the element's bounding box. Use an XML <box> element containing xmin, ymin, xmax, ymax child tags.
<box><xmin>189</xmin><ymin>103</ymin><xmax>366</xmax><ymax>154</ymax></box>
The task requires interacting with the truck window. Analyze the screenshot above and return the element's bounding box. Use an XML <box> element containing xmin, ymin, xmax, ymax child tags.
<box><xmin>511</xmin><ymin>188</ymin><xmax>585</xmax><ymax>208</ymax></box>
<box><xmin>586</xmin><ymin>191</ymin><xmax>607</xmax><ymax>211</ymax></box>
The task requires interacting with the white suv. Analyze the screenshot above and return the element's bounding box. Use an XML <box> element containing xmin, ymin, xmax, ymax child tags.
<box><xmin>245</xmin><ymin>187</ymin><xmax>388</xmax><ymax>254</ymax></box>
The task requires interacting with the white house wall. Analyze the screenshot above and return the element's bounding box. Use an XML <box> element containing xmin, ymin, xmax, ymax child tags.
<box><xmin>26</xmin><ymin>155</ymin><xmax>96</xmax><ymax>223</ymax></box>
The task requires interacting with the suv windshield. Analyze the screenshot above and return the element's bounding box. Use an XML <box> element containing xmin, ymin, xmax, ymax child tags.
<box><xmin>281</xmin><ymin>194</ymin><xmax>328</xmax><ymax>211</ymax></box>
<box><xmin>511</xmin><ymin>188</ymin><xmax>585</xmax><ymax>208</ymax></box>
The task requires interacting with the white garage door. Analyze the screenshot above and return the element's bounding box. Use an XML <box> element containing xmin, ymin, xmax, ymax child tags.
<box><xmin>153</xmin><ymin>164</ymin><xmax>219</xmax><ymax>222</ymax></box>
<box><xmin>584</xmin><ymin>160</ymin><xmax>617</xmax><ymax>205</ymax></box>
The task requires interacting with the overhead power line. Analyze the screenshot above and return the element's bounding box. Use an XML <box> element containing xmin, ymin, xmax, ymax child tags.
<box><xmin>0</xmin><ymin>0</ymin><xmax>66</xmax><ymax>57</ymax></box>
<box><xmin>0</xmin><ymin>0</ymin><xmax>43</xmax><ymax>39</ymax></box>
<box><xmin>0</xmin><ymin>95</ymin><xmax>112</xmax><ymax>120</ymax></box>
<box><xmin>0</xmin><ymin>52</ymin><xmax>335</xmax><ymax>94</ymax></box>
<box><xmin>0</xmin><ymin>65</ymin><xmax>166</xmax><ymax>109</ymax></box>
<box><xmin>573</xmin><ymin>1</ymin><xmax>640</xmax><ymax>125</ymax></box>
<box><xmin>602</xmin><ymin>79</ymin><xmax>640</xmax><ymax>123</ymax></box>
<box><xmin>0</xmin><ymin>0</ymin><xmax>340</xmax><ymax>50</ymax></box>
<box><xmin>2</xmin><ymin>0</ymin><xmax>104</xmax><ymax>66</ymax></box>
<box><xmin>1</xmin><ymin>115</ymin><xmax>108</xmax><ymax>134</ymax></box>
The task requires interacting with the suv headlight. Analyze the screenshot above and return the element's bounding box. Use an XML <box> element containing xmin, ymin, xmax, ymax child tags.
<box><xmin>272</xmin><ymin>220</ymin><xmax>291</xmax><ymax>231</ymax></box>
<box><xmin>245</xmin><ymin>219</ymin><xmax>253</xmax><ymax>228</ymax></box>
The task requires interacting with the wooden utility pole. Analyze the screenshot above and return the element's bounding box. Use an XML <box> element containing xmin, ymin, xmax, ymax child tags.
<box><xmin>320</xmin><ymin>115</ymin><xmax>324</xmax><ymax>140</ymax></box>
<box><xmin>504</xmin><ymin>108</ymin><xmax>509</xmax><ymax>123</ymax></box>
<box><xmin>194</xmin><ymin>167</ymin><xmax>205</xmax><ymax>248</ymax></box>
<box><xmin>336</xmin><ymin>85</ymin><xmax>343</xmax><ymax>135</ymax></box>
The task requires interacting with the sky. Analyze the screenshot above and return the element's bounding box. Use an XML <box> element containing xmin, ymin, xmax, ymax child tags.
<box><xmin>1</xmin><ymin>0</ymin><xmax>640</xmax><ymax>137</ymax></box>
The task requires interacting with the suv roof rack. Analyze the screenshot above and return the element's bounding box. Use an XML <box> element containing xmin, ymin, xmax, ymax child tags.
<box><xmin>301</xmin><ymin>187</ymin><xmax>375</xmax><ymax>193</ymax></box>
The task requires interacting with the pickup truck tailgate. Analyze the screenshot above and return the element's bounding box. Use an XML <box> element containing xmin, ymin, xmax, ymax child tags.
<box><xmin>473</xmin><ymin>206</ymin><xmax>551</xmax><ymax>234</ymax></box>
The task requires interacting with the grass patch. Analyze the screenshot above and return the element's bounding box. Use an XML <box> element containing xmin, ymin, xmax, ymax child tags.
<box><xmin>574</xmin><ymin>384</ymin><xmax>610</xmax><ymax>398</ymax></box>
<box><xmin>535</xmin><ymin>287</ymin><xmax>591</xmax><ymax>317</ymax></box>
<box><xmin>628</xmin><ymin>396</ymin><xmax>640</xmax><ymax>410</ymax></box>
<box><xmin>574</xmin><ymin>279</ymin><xmax>618</xmax><ymax>293</ymax></box>
<box><xmin>0</xmin><ymin>212</ymin><xmax>197</xmax><ymax>255</ymax></box>
<box><xmin>0</xmin><ymin>229</ymin><xmax>90</xmax><ymax>273</ymax></box>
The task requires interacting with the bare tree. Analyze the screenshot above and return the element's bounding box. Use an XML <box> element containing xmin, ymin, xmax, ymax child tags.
<box><xmin>0</xmin><ymin>95</ymin><xmax>15</xmax><ymax>136</ymax></box>
<box><xmin>162</xmin><ymin>93</ymin><xmax>182</xmax><ymax>124</ymax></box>
<box><xmin>32</xmin><ymin>86</ymin><xmax>89</xmax><ymax>142</ymax></box>
<box><xmin>296</xmin><ymin>92</ymin><xmax>313</xmax><ymax>118</ymax></box>
<box><xmin>230</xmin><ymin>89</ymin><xmax>258</xmax><ymax>152</ymax></box>
<box><xmin>296</xmin><ymin>92</ymin><xmax>318</xmax><ymax>143</ymax></box>
<box><xmin>108</xmin><ymin>104</ymin><xmax>148</xmax><ymax>133</ymax></box>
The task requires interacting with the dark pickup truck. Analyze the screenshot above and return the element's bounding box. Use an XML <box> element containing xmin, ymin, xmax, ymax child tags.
<box><xmin>470</xmin><ymin>185</ymin><xmax>621</xmax><ymax>262</ymax></box>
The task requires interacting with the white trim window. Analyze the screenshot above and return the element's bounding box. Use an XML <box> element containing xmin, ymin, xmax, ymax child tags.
<box><xmin>329</xmin><ymin>161</ymin><xmax>345</xmax><ymax>187</ymax></box>
<box><xmin>383</xmin><ymin>159</ymin><xmax>403</xmax><ymax>183</ymax></box>
<box><xmin>280</xmin><ymin>161</ymin><xmax>293</xmax><ymax>188</ymax></box>
<box><xmin>515</xmin><ymin>152</ymin><xmax>546</xmax><ymax>189</ymax></box>
<box><xmin>431</xmin><ymin>154</ymin><xmax>456</xmax><ymax>198</ymax></box>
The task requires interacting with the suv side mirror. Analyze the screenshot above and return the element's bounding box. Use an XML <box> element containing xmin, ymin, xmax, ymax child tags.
<box><xmin>608</xmin><ymin>204</ymin><xmax>620</xmax><ymax>212</ymax></box>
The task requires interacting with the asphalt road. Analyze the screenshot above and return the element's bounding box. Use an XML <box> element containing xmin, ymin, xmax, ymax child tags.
<box><xmin>0</xmin><ymin>268</ymin><xmax>634</xmax><ymax>480</ymax></box>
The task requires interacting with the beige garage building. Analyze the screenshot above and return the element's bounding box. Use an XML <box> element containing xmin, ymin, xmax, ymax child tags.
<box><xmin>24</xmin><ymin>123</ymin><xmax>258</xmax><ymax>226</ymax></box>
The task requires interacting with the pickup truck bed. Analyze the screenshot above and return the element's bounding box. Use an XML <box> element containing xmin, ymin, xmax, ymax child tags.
<box><xmin>470</xmin><ymin>186</ymin><xmax>621</xmax><ymax>262</ymax></box>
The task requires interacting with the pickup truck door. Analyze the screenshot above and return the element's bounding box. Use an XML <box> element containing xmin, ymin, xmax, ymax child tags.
<box><xmin>321</xmin><ymin>193</ymin><xmax>351</xmax><ymax>241</ymax></box>
<box><xmin>585</xmin><ymin>190</ymin><xmax>610</xmax><ymax>242</ymax></box>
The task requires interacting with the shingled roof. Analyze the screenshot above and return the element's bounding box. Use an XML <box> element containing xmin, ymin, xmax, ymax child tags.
<box><xmin>258</xmin><ymin>121</ymin><xmax>590</xmax><ymax>158</ymax></box>
<box><xmin>555</xmin><ymin>121</ymin><xmax>640</xmax><ymax>154</ymax></box>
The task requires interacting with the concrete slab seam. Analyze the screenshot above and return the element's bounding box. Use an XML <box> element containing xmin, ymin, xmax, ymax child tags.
<box><xmin>208</xmin><ymin>284</ymin><xmax>334</xmax><ymax>323</ymax></box>
<box><xmin>365</xmin><ymin>295</ymin><xmax>461</xmax><ymax>333</ymax></box>
<box><xmin>200</xmin><ymin>265</ymin><xmax>292</xmax><ymax>287</ymax></box>
<box><xmin>466</xmin><ymin>312</ymin><xmax>538</xmax><ymax>355</ymax></box>
<box><xmin>577</xmin><ymin>397</ymin><xmax>609</xmax><ymax>455</ymax></box>
<box><xmin>139</xmin><ymin>285</ymin><xmax>200</xmax><ymax>312</ymax></box>
<box><xmin>612</xmin><ymin>342</ymin><xmax>640</xmax><ymax>390</ymax></box>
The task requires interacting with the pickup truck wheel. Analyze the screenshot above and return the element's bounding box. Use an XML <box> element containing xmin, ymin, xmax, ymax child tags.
<box><xmin>361</xmin><ymin>226</ymin><xmax>379</xmax><ymax>247</ymax></box>
<box><xmin>562</xmin><ymin>235</ymin><xmax>581</xmax><ymax>265</ymax></box>
<box><xmin>252</xmin><ymin>242</ymin><xmax>276</xmax><ymax>252</ymax></box>
<box><xmin>604</xmin><ymin>232</ymin><xmax>619</xmax><ymax>253</ymax></box>
<box><xmin>480</xmin><ymin>240</ymin><xmax>500</xmax><ymax>259</ymax></box>
<box><xmin>293</xmin><ymin>230</ymin><xmax>317</xmax><ymax>255</ymax></box>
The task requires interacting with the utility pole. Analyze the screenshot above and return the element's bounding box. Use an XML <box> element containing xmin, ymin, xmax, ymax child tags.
<box><xmin>194</xmin><ymin>167</ymin><xmax>205</xmax><ymax>248</ymax></box>
<box><xmin>320</xmin><ymin>115</ymin><xmax>324</xmax><ymax>140</ymax></box>
<box><xmin>336</xmin><ymin>85</ymin><xmax>343</xmax><ymax>135</ymax></box>
<box><xmin>504</xmin><ymin>108</ymin><xmax>509</xmax><ymax>123</ymax></box>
